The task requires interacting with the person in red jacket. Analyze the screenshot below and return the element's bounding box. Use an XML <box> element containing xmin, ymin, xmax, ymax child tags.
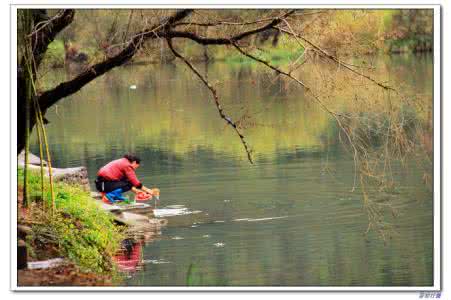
<box><xmin>95</xmin><ymin>154</ymin><xmax>153</xmax><ymax>203</ymax></box>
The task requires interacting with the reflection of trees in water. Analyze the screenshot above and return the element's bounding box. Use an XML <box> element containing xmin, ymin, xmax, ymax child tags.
<box><xmin>39</xmin><ymin>63</ymin><xmax>332</xmax><ymax>158</ymax></box>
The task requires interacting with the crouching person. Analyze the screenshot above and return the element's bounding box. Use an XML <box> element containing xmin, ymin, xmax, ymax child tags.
<box><xmin>95</xmin><ymin>154</ymin><xmax>154</xmax><ymax>203</ymax></box>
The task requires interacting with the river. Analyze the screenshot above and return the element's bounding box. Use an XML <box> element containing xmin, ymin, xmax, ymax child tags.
<box><xmin>31</xmin><ymin>53</ymin><xmax>433</xmax><ymax>286</ymax></box>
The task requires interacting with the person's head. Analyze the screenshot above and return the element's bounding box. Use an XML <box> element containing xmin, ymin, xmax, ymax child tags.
<box><xmin>124</xmin><ymin>153</ymin><xmax>141</xmax><ymax>169</ymax></box>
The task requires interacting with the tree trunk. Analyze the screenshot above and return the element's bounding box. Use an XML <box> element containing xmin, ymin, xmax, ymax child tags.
<box><xmin>17</xmin><ymin>9</ymin><xmax>75</xmax><ymax>155</ymax></box>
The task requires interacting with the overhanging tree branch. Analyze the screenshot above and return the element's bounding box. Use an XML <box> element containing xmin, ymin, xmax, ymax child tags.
<box><xmin>166</xmin><ymin>38</ymin><xmax>254</xmax><ymax>164</ymax></box>
<box><xmin>37</xmin><ymin>9</ymin><xmax>295</xmax><ymax>111</ymax></box>
<box><xmin>37</xmin><ymin>9</ymin><xmax>193</xmax><ymax>110</ymax></box>
<box><xmin>173</xmin><ymin>15</ymin><xmax>281</xmax><ymax>28</ymax></box>
<box><xmin>229</xmin><ymin>41</ymin><xmax>407</xmax><ymax>239</ymax></box>
<box><xmin>173</xmin><ymin>10</ymin><xmax>322</xmax><ymax>28</ymax></box>
<box><xmin>161</xmin><ymin>10</ymin><xmax>295</xmax><ymax>45</ymax></box>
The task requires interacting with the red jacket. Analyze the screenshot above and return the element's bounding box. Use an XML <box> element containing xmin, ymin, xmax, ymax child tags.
<box><xmin>97</xmin><ymin>158</ymin><xmax>142</xmax><ymax>188</ymax></box>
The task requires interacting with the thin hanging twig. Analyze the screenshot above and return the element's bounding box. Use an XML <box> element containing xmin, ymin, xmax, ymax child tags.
<box><xmin>166</xmin><ymin>38</ymin><xmax>254</xmax><ymax>164</ymax></box>
<box><xmin>33</xmin><ymin>98</ymin><xmax>45</xmax><ymax>206</ymax></box>
<box><xmin>36</xmin><ymin>108</ymin><xmax>55</xmax><ymax>214</ymax></box>
<box><xmin>231</xmin><ymin>41</ymin><xmax>360</xmax><ymax>191</ymax></box>
<box><xmin>275</xmin><ymin>25</ymin><xmax>395</xmax><ymax>91</ymax></box>
<box><xmin>26</xmin><ymin>44</ymin><xmax>56</xmax><ymax>215</ymax></box>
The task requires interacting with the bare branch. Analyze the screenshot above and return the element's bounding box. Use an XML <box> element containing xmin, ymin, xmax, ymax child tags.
<box><xmin>163</xmin><ymin>10</ymin><xmax>295</xmax><ymax>45</ymax></box>
<box><xmin>37</xmin><ymin>10</ymin><xmax>298</xmax><ymax>112</ymax></box>
<box><xmin>166</xmin><ymin>38</ymin><xmax>254</xmax><ymax>164</ymax></box>
<box><xmin>276</xmin><ymin>25</ymin><xmax>396</xmax><ymax>91</ymax></box>
<box><xmin>173</xmin><ymin>10</ymin><xmax>324</xmax><ymax>28</ymax></box>
<box><xmin>231</xmin><ymin>41</ymin><xmax>360</xmax><ymax>190</ymax></box>
<box><xmin>28</xmin><ymin>10</ymin><xmax>65</xmax><ymax>38</ymax></box>
<box><xmin>174</xmin><ymin>15</ymin><xmax>282</xmax><ymax>28</ymax></box>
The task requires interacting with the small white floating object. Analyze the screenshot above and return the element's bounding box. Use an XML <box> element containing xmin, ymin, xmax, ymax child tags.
<box><xmin>191</xmin><ymin>225</ymin><xmax>199</xmax><ymax>228</ymax></box>
<box><xmin>153</xmin><ymin>207</ymin><xmax>202</xmax><ymax>217</ymax></box>
<box><xmin>202</xmin><ymin>234</ymin><xmax>211</xmax><ymax>238</ymax></box>
<box><xmin>233</xmin><ymin>216</ymin><xmax>289</xmax><ymax>222</ymax></box>
<box><xmin>246</xmin><ymin>216</ymin><xmax>289</xmax><ymax>222</ymax></box>
<box><xmin>233</xmin><ymin>218</ymin><xmax>250</xmax><ymax>222</ymax></box>
<box><xmin>129</xmin><ymin>85</ymin><xmax>137</xmax><ymax>89</ymax></box>
<box><xmin>214</xmin><ymin>220</ymin><xmax>225</xmax><ymax>223</ymax></box>
<box><xmin>172</xmin><ymin>236</ymin><xmax>184</xmax><ymax>240</ymax></box>
<box><xmin>143</xmin><ymin>259</ymin><xmax>171</xmax><ymax>265</ymax></box>
<box><xmin>214</xmin><ymin>242</ymin><xmax>225</xmax><ymax>247</ymax></box>
<box><xmin>224</xmin><ymin>199</ymin><xmax>231</xmax><ymax>203</ymax></box>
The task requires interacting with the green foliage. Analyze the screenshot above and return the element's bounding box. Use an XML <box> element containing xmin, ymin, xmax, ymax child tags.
<box><xmin>383</xmin><ymin>10</ymin><xmax>433</xmax><ymax>53</ymax></box>
<box><xmin>180</xmin><ymin>33</ymin><xmax>304</xmax><ymax>65</ymax></box>
<box><xmin>223</xmin><ymin>46</ymin><xmax>304</xmax><ymax>66</ymax></box>
<box><xmin>301</xmin><ymin>9</ymin><xmax>433</xmax><ymax>56</ymax></box>
<box><xmin>42</xmin><ymin>39</ymin><xmax>65</xmax><ymax>68</ymax></box>
<box><xmin>19</xmin><ymin>168</ymin><xmax>125</xmax><ymax>274</ymax></box>
<box><xmin>33</xmin><ymin>9</ymin><xmax>433</xmax><ymax>73</ymax></box>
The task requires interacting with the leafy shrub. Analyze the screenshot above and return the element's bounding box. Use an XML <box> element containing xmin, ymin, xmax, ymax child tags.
<box><xmin>19</xmin><ymin>168</ymin><xmax>125</xmax><ymax>274</ymax></box>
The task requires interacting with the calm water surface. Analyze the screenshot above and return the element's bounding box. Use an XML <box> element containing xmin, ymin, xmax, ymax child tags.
<box><xmin>32</xmin><ymin>54</ymin><xmax>433</xmax><ymax>286</ymax></box>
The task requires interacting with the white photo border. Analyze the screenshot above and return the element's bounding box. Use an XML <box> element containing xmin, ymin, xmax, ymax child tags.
<box><xmin>10</xmin><ymin>2</ymin><xmax>442</xmax><ymax>292</ymax></box>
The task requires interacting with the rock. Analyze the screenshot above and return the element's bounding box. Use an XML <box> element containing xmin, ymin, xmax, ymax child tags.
<box><xmin>18</xmin><ymin>151</ymin><xmax>90</xmax><ymax>191</ymax></box>
<box><xmin>149</xmin><ymin>218</ymin><xmax>168</xmax><ymax>227</ymax></box>
<box><xmin>27</xmin><ymin>258</ymin><xmax>66</xmax><ymax>270</ymax></box>
<box><xmin>18</xmin><ymin>150</ymin><xmax>47</xmax><ymax>167</ymax></box>
<box><xmin>94</xmin><ymin>196</ymin><xmax>167</xmax><ymax>233</ymax></box>
<box><xmin>121</xmin><ymin>212</ymin><xmax>149</xmax><ymax>223</ymax></box>
<box><xmin>117</xmin><ymin>204</ymin><xmax>154</xmax><ymax>215</ymax></box>
<box><xmin>52</xmin><ymin>166</ymin><xmax>90</xmax><ymax>190</ymax></box>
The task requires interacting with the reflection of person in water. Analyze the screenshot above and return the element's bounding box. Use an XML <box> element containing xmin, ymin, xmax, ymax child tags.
<box><xmin>95</xmin><ymin>154</ymin><xmax>154</xmax><ymax>203</ymax></box>
<box><xmin>114</xmin><ymin>239</ymin><xmax>142</xmax><ymax>272</ymax></box>
<box><xmin>123</xmin><ymin>239</ymin><xmax>134</xmax><ymax>260</ymax></box>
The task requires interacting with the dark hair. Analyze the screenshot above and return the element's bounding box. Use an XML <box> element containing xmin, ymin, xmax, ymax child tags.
<box><xmin>123</xmin><ymin>153</ymin><xmax>141</xmax><ymax>164</ymax></box>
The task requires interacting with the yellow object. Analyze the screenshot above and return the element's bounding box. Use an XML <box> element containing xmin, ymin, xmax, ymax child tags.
<box><xmin>151</xmin><ymin>188</ymin><xmax>160</xmax><ymax>197</ymax></box>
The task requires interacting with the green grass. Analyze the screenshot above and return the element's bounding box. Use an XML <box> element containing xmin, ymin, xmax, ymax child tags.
<box><xmin>18</xmin><ymin>168</ymin><xmax>125</xmax><ymax>274</ymax></box>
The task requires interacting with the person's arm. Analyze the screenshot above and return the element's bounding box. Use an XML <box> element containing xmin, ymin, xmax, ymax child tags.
<box><xmin>123</xmin><ymin>166</ymin><xmax>143</xmax><ymax>188</ymax></box>
<box><xmin>140</xmin><ymin>185</ymin><xmax>153</xmax><ymax>194</ymax></box>
<box><xmin>131</xmin><ymin>185</ymin><xmax>153</xmax><ymax>195</ymax></box>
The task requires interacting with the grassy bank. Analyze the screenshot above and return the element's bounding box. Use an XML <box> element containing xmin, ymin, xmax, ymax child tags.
<box><xmin>18</xmin><ymin>168</ymin><xmax>125</xmax><ymax>277</ymax></box>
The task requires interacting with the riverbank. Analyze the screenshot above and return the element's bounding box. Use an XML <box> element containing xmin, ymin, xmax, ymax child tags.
<box><xmin>17</xmin><ymin>164</ymin><xmax>125</xmax><ymax>285</ymax></box>
<box><xmin>17</xmin><ymin>153</ymin><xmax>166</xmax><ymax>286</ymax></box>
